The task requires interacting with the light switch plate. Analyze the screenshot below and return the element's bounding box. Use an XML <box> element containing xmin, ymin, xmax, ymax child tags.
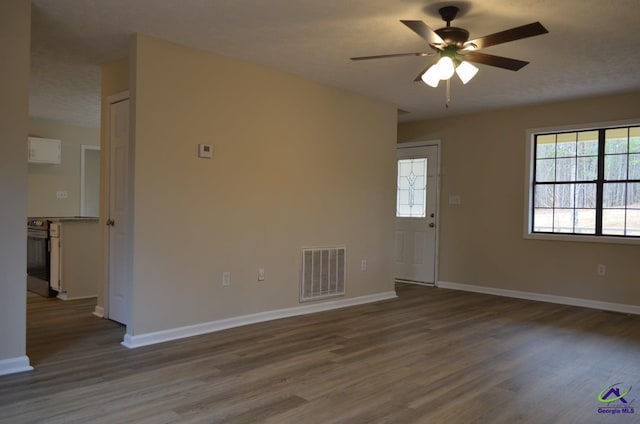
<box><xmin>198</xmin><ymin>144</ymin><xmax>212</xmax><ymax>158</ymax></box>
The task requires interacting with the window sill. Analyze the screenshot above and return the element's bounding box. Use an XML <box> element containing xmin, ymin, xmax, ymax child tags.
<box><xmin>524</xmin><ymin>232</ymin><xmax>640</xmax><ymax>246</ymax></box>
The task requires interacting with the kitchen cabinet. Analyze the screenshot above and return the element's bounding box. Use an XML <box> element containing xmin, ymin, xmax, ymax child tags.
<box><xmin>28</xmin><ymin>137</ymin><xmax>61</xmax><ymax>164</ymax></box>
<box><xmin>50</xmin><ymin>218</ymin><xmax>99</xmax><ymax>300</ymax></box>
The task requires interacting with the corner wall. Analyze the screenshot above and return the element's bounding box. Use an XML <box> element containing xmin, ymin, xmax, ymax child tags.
<box><xmin>0</xmin><ymin>0</ymin><xmax>31</xmax><ymax>375</ymax></box>
<box><xmin>129</xmin><ymin>34</ymin><xmax>397</xmax><ymax>336</ymax></box>
<box><xmin>398</xmin><ymin>92</ymin><xmax>640</xmax><ymax>306</ymax></box>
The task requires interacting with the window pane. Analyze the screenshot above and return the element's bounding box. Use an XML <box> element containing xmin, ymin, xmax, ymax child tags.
<box><xmin>556</xmin><ymin>133</ymin><xmax>576</xmax><ymax>157</ymax></box>
<box><xmin>555</xmin><ymin>157</ymin><xmax>576</xmax><ymax>182</ymax></box>
<box><xmin>575</xmin><ymin>183</ymin><xmax>596</xmax><ymax>208</ymax></box>
<box><xmin>627</xmin><ymin>210</ymin><xmax>640</xmax><ymax>236</ymax></box>
<box><xmin>398</xmin><ymin>189</ymin><xmax>409</xmax><ymax>204</ymax></box>
<box><xmin>399</xmin><ymin>161</ymin><xmax>411</xmax><ymax>179</ymax></box>
<box><xmin>629</xmin><ymin>153</ymin><xmax>640</xmax><ymax>179</ymax></box>
<box><xmin>532</xmin><ymin>124</ymin><xmax>640</xmax><ymax>239</ymax></box>
<box><xmin>603</xmin><ymin>183</ymin><xmax>626</xmax><ymax>208</ymax></box>
<box><xmin>576</xmin><ymin>156</ymin><xmax>597</xmax><ymax>180</ymax></box>
<box><xmin>577</xmin><ymin>131</ymin><xmax>599</xmax><ymax>156</ymax></box>
<box><xmin>533</xmin><ymin>208</ymin><xmax>553</xmax><ymax>232</ymax></box>
<box><xmin>604</xmin><ymin>154</ymin><xmax>628</xmax><ymax>180</ymax></box>
<box><xmin>628</xmin><ymin>183</ymin><xmax>640</xmax><ymax>208</ymax></box>
<box><xmin>536</xmin><ymin>134</ymin><xmax>556</xmax><ymax>158</ymax></box>
<box><xmin>602</xmin><ymin>209</ymin><xmax>625</xmax><ymax>235</ymax></box>
<box><xmin>575</xmin><ymin>209</ymin><xmax>596</xmax><ymax>234</ymax></box>
<box><xmin>605</xmin><ymin>128</ymin><xmax>628</xmax><ymax>154</ymax></box>
<box><xmin>534</xmin><ymin>185</ymin><xmax>553</xmax><ymax>208</ymax></box>
<box><xmin>554</xmin><ymin>209</ymin><xmax>574</xmax><ymax>233</ymax></box>
<box><xmin>535</xmin><ymin>159</ymin><xmax>555</xmax><ymax>182</ymax></box>
<box><xmin>630</xmin><ymin>127</ymin><xmax>640</xmax><ymax>153</ymax></box>
<box><xmin>554</xmin><ymin>184</ymin><xmax>574</xmax><ymax>208</ymax></box>
<box><xmin>396</xmin><ymin>158</ymin><xmax>427</xmax><ymax>217</ymax></box>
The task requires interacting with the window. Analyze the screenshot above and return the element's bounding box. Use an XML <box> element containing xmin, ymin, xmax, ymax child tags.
<box><xmin>528</xmin><ymin>123</ymin><xmax>640</xmax><ymax>241</ymax></box>
<box><xmin>397</xmin><ymin>158</ymin><xmax>427</xmax><ymax>217</ymax></box>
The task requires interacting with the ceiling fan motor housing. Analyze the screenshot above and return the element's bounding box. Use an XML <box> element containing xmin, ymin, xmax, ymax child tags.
<box><xmin>435</xmin><ymin>27</ymin><xmax>470</xmax><ymax>48</ymax></box>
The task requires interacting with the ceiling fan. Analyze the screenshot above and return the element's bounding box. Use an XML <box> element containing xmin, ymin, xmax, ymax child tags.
<box><xmin>351</xmin><ymin>6</ymin><xmax>548</xmax><ymax>105</ymax></box>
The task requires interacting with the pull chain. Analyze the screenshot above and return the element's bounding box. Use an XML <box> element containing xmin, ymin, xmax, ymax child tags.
<box><xmin>446</xmin><ymin>79</ymin><xmax>451</xmax><ymax>108</ymax></box>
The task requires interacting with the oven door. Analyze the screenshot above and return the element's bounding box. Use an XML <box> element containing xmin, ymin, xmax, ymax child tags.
<box><xmin>27</xmin><ymin>229</ymin><xmax>51</xmax><ymax>295</ymax></box>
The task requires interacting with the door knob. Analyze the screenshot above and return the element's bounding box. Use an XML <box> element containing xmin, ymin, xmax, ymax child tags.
<box><xmin>106</xmin><ymin>219</ymin><xmax>115</xmax><ymax>226</ymax></box>
<box><xmin>429</xmin><ymin>222</ymin><xmax>435</xmax><ymax>228</ymax></box>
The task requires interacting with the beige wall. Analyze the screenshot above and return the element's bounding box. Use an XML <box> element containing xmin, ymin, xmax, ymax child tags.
<box><xmin>0</xmin><ymin>0</ymin><xmax>30</xmax><ymax>365</ymax></box>
<box><xmin>82</xmin><ymin>148</ymin><xmax>100</xmax><ymax>217</ymax></box>
<box><xmin>128</xmin><ymin>34</ymin><xmax>396</xmax><ymax>335</ymax></box>
<box><xmin>28</xmin><ymin>119</ymin><xmax>100</xmax><ymax>217</ymax></box>
<box><xmin>398</xmin><ymin>91</ymin><xmax>640</xmax><ymax>306</ymax></box>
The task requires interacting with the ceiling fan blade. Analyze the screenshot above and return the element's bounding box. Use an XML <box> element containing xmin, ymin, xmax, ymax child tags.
<box><xmin>350</xmin><ymin>52</ymin><xmax>434</xmax><ymax>61</ymax></box>
<box><xmin>401</xmin><ymin>20</ymin><xmax>445</xmax><ymax>47</ymax></box>
<box><xmin>463</xmin><ymin>52</ymin><xmax>529</xmax><ymax>71</ymax></box>
<box><xmin>466</xmin><ymin>22</ymin><xmax>548</xmax><ymax>50</ymax></box>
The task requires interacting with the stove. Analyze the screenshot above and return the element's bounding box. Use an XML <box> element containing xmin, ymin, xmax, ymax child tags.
<box><xmin>27</xmin><ymin>218</ymin><xmax>55</xmax><ymax>297</ymax></box>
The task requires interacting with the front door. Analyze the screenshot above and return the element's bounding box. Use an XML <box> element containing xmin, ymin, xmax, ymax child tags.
<box><xmin>394</xmin><ymin>143</ymin><xmax>439</xmax><ymax>284</ymax></box>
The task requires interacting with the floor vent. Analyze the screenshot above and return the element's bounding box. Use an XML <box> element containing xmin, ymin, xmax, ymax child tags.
<box><xmin>301</xmin><ymin>246</ymin><xmax>346</xmax><ymax>302</ymax></box>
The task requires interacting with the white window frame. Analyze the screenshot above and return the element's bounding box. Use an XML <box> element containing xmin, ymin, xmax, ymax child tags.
<box><xmin>523</xmin><ymin>118</ymin><xmax>640</xmax><ymax>246</ymax></box>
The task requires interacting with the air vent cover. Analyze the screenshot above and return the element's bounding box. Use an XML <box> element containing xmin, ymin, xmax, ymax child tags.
<box><xmin>301</xmin><ymin>246</ymin><xmax>346</xmax><ymax>302</ymax></box>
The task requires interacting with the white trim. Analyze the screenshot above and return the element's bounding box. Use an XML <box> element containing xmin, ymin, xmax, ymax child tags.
<box><xmin>397</xmin><ymin>140</ymin><xmax>440</xmax><ymax>150</ymax></box>
<box><xmin>122</xmin><ymin>291</ymin><xmax>398</xmax><ymax>349</ymax></box>
<box><xmin>438</xmin><ymin>280</ymin><xmax>640</xmax><ymax>315</ymax></box>
<box><xmin>0</xmin><ymin>356</ymin><xmax>33</xmax><ymax>376</ymax></box>
<box><xmin>107</xmin><ymin>90</ymin><xmax>130</xmax><ymax>105</ymax></box>
<box><xmin>395</xmin><ymin>278</ymin><xmax>436</xmax><ymax>287</ymax></box>
<box><xmin>56</xmin><ymin>292</ymin><xmax>97</xmax><ymax>301</ymax></box>
<box><xmin>93</xmin><ymin>305</ymin><xmax>105</xmax><ymax>318</ymax></box>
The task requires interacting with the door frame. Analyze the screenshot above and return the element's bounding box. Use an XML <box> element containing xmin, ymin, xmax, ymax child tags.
<box><xmin>100</xmin><ymin>90</ymin><xmax>130</xmax><ymax>321</ymax></box>
<box><xmin>396</xmin><ymin>139</ymin><xmax>442</xmax><ymax>286</ymax></box>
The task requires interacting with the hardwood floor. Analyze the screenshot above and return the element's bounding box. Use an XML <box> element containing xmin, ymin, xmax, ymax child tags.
<box><xmin>1</xmin><ymin>284</ymin><xmax>639</xmax><ymax>423</ymax></box>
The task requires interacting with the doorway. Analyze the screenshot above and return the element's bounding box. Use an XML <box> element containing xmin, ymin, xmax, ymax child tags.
<box><xmin>394</xmin><ymin>142</ymin><xmax>440</xmax><ymax>285</ymax></box>
<box><xmin>104</xmin><ymin>92</ymin><xmax>131</xmax><ymax>326</ymax></box>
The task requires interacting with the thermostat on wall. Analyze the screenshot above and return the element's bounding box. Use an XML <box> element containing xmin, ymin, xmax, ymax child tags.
<box><xmin>198</xmin><ymin>144</ymin><xmax>212</xmax><ymax>158</ymax></box>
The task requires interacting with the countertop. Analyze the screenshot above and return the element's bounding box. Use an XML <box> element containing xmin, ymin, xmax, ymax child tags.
<box><xmin>29</xmin><ymin>216</ymin><xmax>99</xmax><ymax>222</ymax></box>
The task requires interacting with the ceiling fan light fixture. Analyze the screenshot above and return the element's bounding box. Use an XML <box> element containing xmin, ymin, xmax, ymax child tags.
<box><xmin>455</xmin><ymin>60</ymin><xmax>479</xmax><ymax>84</ymax></box>
<box><xmin>436</xmin><ymin>56</ymin><xmax>455</xmax><ymax>80</ymax></box>
<box><xmin>421</xmin><ymin>64</ymin><xmax>440</xmax><ymax>87</ymax></box>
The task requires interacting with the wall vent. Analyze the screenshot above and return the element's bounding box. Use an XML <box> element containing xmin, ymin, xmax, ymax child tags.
<box><xmin>301</xmin><ymin>246</ymin><xmax>346</xmax><ymax>302</ymax></box>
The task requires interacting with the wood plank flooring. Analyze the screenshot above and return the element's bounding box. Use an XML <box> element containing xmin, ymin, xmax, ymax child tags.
<box><xmin>1</xmin><ymin>284</ymin><xmax>640</xmax><ymax>423</ymax></box>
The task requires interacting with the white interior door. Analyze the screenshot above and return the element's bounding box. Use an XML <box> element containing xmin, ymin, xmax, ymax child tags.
<box><xmin>107</xmin><ymin>97</ymin><xmax>131</xmax><ymax>325</ymax></box>
<box><xmin>394</xmin><ymin>144</ymin><xmax>439</xmax><ymax>284</ymax></box>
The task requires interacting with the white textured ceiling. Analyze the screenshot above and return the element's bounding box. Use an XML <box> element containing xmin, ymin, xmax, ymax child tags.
<box><xmin>29</xmin><ymin>0</ymin><xmax>640</xmax><ymax>128</ymax></box>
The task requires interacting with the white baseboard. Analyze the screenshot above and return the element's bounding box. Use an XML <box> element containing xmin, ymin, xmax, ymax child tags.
<box><xmin>0</xmin><ymin>356</ymin><xmax>33</xmax><ymax>376</ymax></box>
<box><xmin>93</xmin><ymin>305</ymin><xmax>105</xmax><ymax>318</ymax></box>
<box><xmin>56</xmin><ymin>292</ymin><xmax>97</xmax><ymax>301</ymax></box>
<box><xmin>122</xmin><ymin>291</ymin><xmax>397</xmax><ymax>349</ymax></box>
<box><xmin>438</xmin><ymin>281</ymin><xmax>640</xmax><ymax>315</ymax></box>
